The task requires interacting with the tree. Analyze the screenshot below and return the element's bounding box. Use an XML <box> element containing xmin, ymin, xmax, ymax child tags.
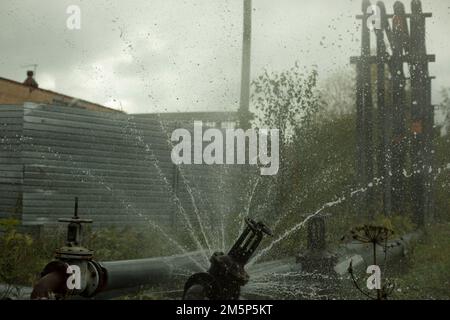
<box><xmin>251</xmin><ymin>63</ymin><xmax>319</xmax><ymax>143</ymax></box>
<box><xmin>318</xmin><ymin>69</ymin><xmax>356</xmax><ymax>119</ymax></box>
<box><xmin>250</xmin><ymin>63</ymin><xmax>320</xmax><ymax>224</ymax></box>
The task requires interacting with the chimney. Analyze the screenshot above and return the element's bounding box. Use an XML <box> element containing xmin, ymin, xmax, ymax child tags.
<box><xmin>23</xmin><ymin>70</ymin><xmax>39</xmax><ymax>89</ymax></box>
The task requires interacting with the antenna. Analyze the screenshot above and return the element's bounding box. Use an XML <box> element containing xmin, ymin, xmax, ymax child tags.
<box><xmin>21</xmin><ymin>64</ymin><xmax>38</xmax><ymax>74</ymax></box>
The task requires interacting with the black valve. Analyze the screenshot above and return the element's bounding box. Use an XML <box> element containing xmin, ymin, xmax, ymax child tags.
<box><xmin>58</xmin><ymin>197</ymin><xmax>92</xmax><ymax>247</ymax></box>
<box><xmin>228</xmin><ymin>218</ymin><xmax>273</xmax><ymax>265</ymax></box>
<box><xmin>55</xmin><ymin>197</ymin><xmax>94</xmax><ymax>260</ymax></box>
<box><xmin>183</xmin><ymin>218</ymin><xmax>272</xmax><ymax>300</ymax></box>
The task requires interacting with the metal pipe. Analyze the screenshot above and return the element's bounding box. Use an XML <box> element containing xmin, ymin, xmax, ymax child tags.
<box><xmin>334</xmin><ymin>231</ymin><xmax>422</xmax><ymax>275</ymax></box>
<box><xmin>25</xmin><ymin>231</ymin><xmax>420</xmax><ymax>300</ymax></box>
<box><xmin>100</xmin><ymin>251</ymin><xmax>206</xmax><ymax>292</ymax></box>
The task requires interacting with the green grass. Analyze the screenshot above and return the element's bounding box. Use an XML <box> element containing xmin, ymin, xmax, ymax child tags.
<box><xmin>392</xmin><ymin>223</ymin><xmax>450</xmax><ymax>300</ymax></box>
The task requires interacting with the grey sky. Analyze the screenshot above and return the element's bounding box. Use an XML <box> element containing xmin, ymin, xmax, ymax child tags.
<box><xmin>1</xmin><ymin>0</ymin><xmax>449</xmax><ymax>115</ymax></box>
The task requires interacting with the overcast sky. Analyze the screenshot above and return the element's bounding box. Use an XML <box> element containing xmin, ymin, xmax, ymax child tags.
<box><xmin>1</xmin><ymin>0</ymin><xmax>449</xmax><ymax>115</ymax></box>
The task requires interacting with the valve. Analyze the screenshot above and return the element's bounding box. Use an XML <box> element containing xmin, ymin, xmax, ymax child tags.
<box><xmin>55</xmin><ymin>197</ymin><xmax>94</xmax><ymax>260</ymax></box>
<box><xmin>31</xmin><ymin>198</ymin><xmax>104</xmax><ymax>299</ymax></box>
<box><xmin>183</xmin><ymin>218</ymin><xmax>272</xmax><ymax>300</ymax></box>
<box><xmin>228</xmin><ymin>218</ymin><xmax>272</xmax><ymax>265</ymax></box>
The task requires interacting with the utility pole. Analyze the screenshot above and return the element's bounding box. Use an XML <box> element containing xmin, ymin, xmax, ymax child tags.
<box><xmin>235</xmin><ymin>0</ymin><xmax>254</xmax><ymax>226</ymax></box>
<box><xmin>238</xmin><ymin>0</ymin><xmax>252</xmax><ymax>130</ymax></box>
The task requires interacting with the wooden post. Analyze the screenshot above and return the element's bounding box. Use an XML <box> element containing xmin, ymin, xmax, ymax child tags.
<box><xmin>361</xmin><ymin>0</ymin><xmax>375</xmax><ymax>216</ymax></box>
<box><xmin>376</xmin><ymin>2</ymin><xmax>392</xmax><ymax>216</ymax></box>
<box><xmin>352</xmin><ymin>0</ymin><xmax>435</xmax><ymax>222</ymax></box>
<box><xmin>409</xmin><ymin>0</ymin><xmax>433</xmax><ymax>226</ymax></box>
<box><xmin>389</xmin><ymin>2</ymin><xmax>408</xmax><ymax>215</ymax></box>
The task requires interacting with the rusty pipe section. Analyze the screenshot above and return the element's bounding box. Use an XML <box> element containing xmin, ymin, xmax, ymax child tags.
<box><xmin>31</xmin><ymin>259</ymin><xmax>105</xmax><ymax>299</ymax></box>
<box><xmin>31</xmin><ymin>271</ymin><xmax>67</xmax><ymax>300</ymax></box>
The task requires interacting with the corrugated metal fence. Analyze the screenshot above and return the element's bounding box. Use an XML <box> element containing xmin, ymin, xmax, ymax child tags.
<box><xmin>0</xmin><ymin>103</ymin><xmax>251</xmax><ymax>229</ymax></box>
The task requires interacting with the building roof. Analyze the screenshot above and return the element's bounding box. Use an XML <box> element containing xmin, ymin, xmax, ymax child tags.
<box><xmin>0</xmin><ymin>76</ymin><xmax>122</xmax><ymax>113</ymax></box>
